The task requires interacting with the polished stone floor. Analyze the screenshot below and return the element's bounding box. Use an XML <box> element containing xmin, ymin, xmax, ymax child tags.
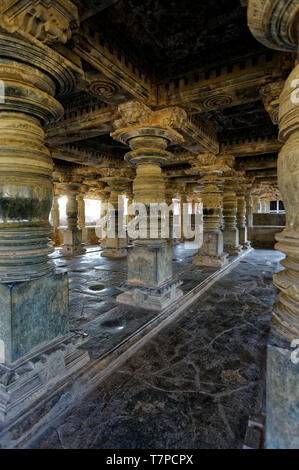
<box><xmin>51</xmin><ymin>244</ymin><xmax>217</xmax><ymax>359</ymax></box>
<box><xmin>31</xmin><ymin>249</ymin><xmax>283</xmax><ymax>449</ymax></box>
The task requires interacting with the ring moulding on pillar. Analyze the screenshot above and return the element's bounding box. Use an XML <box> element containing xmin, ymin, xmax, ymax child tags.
<box><xmin>248</xmin><ymin>0</ymin><xmax>299</xmax><ymax>449</ymax></box>
<box><xmin>0</xmin><ymin>31</ymin><xmax>89</xmax><ymax>423</ymax></box>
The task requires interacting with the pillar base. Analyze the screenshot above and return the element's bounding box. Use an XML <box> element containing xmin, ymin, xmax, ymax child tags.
<box><xmin>192</xmin><ymin>253</ymin><xmax>228</xmax><ymax>268</ymax></box>
<box><xmin>0</xmin><ymin>271</ymin><xmax>90</xmax><ymax>422</ymax></box>
<box><xmin>60</xmin><ymin>244</ymin><xmax>86</xmax><ymax>256</ymax></box>
<box><xmin>117</xmin><ymin>279</ymin><xmax>183</xmax><ymax>311</ymax></box>
<box><xmin>61</xmin><ymin>229</ymin><xmax>86</xmax><ymax>256</ymax></box>
<box><xmin>101</xmin><ymin>248</ymin><xmax>127</xmax><ymax>259</ymax></box>
<box><xmin>0</xmin><ymin>332</ymin><xmax>89</xmax><ymax>422</ymax></box>
<box><xmin>265</xmin><ymin>332</ymin><xmax>299</xmax><ymax>449</ymax></box>
<box><xmin>225</xmin><ymin>244</ymin><xmax>243</xmax><ymax>256</ymax></box>
<box><xmin>242</xmin><ymin>241</ymin><xmax>252</xmax><ymax>250</ymax></box>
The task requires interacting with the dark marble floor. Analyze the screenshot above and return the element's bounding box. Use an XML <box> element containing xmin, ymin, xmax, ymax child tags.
<box><xmin>51</xmin><ymin>244</ymin><xmax>215</xmax><ymax>359</ymax></box>
<box><xmin>31</xmin><ymin>249</ymin><xmax>283</xmax><ymax>449</ymax></box>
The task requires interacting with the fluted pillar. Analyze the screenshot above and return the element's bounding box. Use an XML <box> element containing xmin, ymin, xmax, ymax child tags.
<box><xmin>248</xmin><ymin>0</ymin><xmax>299</xmax><ymax>448</ymax></box>
<box><xmin>193</xmin><ymin>183</ymin><xmax>228</xmax><ymax>267</ymax></box>
<box><xmin>111</xmin><ymin>102</ymin><xmax>184</xmax><ymax>310</ymax></box>
<box><xmin>59</xmin><ymin>183</ymin><xmax>86</xmax><ymax>256</ymax></box>
<box><xmin>0</xmin><ymin>30</ymin><xmax>89</xmax><ymax>420</ymax></box>
<box><xmin>222</xmin><ymin>179</ymin><xmax>243</xmax><ymax>255</ymax></box>
<box><xmin>237</xmin><ymin>189</ymin><xmax>251</xmax><ymax>249</ymax></box>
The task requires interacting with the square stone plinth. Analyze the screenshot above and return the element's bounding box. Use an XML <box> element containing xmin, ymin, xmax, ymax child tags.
<box><xmin>0</xmin><ymin>271</ymin><xmax>69</xmax><ymax>364</ymax></box>
<box><xmin>61</xmin><ymin>229</ymin><xmax>85</xmax><ymax>256</ymax></box>
<box><xmin>0</xmin><ymin>272</ymin><xmax>90</xmax><ymax>422</ymax></box>
<box><xmin>127</xmin><ymin>243</ymin><xmax>172</xmax><ymax>287</ymax></box>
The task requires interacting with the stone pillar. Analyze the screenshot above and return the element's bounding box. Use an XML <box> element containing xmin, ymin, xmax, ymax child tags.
<box><xmin>77</xmin><ymin>192</ymin><xmax>87</xmax><ymax>243</ymax></box>
<box><xmin>0</xmin><ymin>32</ymin><xmax>89</xmax><ymax>420</ymax></box>
<box><xmin>125</xmin><ymin>187</ymin><xmax>135</xmax><ymax>245</ymax></box>
<box><xmin>165</xmin><ymin>183</ymin><xmax>179</xmax><ymax>246</ymax></box>
<box><xmin>51</xmin><ymin>192</ymin><xmax>62</xmax><ymax>247</ymax></box>
<box><xmin>180</xmin><ymin>193</ymin><xmax>189</xmax><ymax>242</ymax></box>
<box><xmin>248</xmin><ymin>0</ymin><xmax>299</xmax><ymax>448</ymax></box>
<box><xmin>77</xmin><ymin>194</ymin><xmax>86</xmax><ymax>231</ymax></box>
<box><xmin>252</xmin><ymin>195</ymin><xmax>260</xmax><ymax>214</ymax></box>
<box><xmin>222</xmin><ymin>179</ymin><xmax>243</xmax><ymax>255</ymax></box>
<box><xmin>98</xmin><ymin>191</ymin><xmax>110</xmax><ymax>247</ymax></box>
<box><xmin>111</xmin><ymin>102</ymin><xmax>184</xmax><ymax>311</ymax></box>
<box><xmin>237</xmin><ymin>189</ymin><xmax>251</xmax><ymax>249</ymax></box>
<box><xmin>59</xmin><ymin>184</ymin><xmax>86</xmax><ymax>256</ymax></box>
<box><xmin>193</xmin><ymin>183</ymin><xmax>228</xmax><ymax>267</ymax></box>
<box><xmin>101</xmin><ymin>178</ymin><xmax>128</xmax><ymax>259</ymax></box>
<box><xmin>246</xmin><ymin>194</ymin><xmax>253</xmax><ymax>228</ymax></box>
<box><xmin>245</xmin><ymin>193</ymin><xmax>253</xmax><ymax>242</ymax></box>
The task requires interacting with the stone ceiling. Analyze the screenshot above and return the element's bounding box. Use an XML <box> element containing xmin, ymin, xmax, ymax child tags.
<box><xmin>44</xmin><ymin>0</ymin><xmax>291</xmax><ymax>185</ymax></box>
<box><xmin>88</xmin><ymin>0</ymin><xmax>267</xmax><ymax>79</ymax></box>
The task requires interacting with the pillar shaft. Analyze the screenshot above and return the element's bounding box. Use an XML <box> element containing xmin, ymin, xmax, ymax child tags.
<box><xmin>237</xmin><ymin>191</ymin><xmax>251</xmax><ymax>249</ymax></box>
<box><xmin>0</xmin><ymin>32</ymin><xmax>89</xmax><ymax>421</ymax></box>
<box><xmin>193</xmin><ymin>184</ymin><xmax>228</xmax><ymax>267</ymax></box>
<box><xmin>247</xmin><ymin>0</ymin><xmax>299</xmax><ymax>448</ymax></box>
<box><xmin>59</xmin><ymin>184</ymin><xmax>86</xmax><ymax>256</ymax></box>
<box><xmin>102</xmin><ymin>183</ymin><xmax>127</xmax><ymax>258</ymax></box>
<box><xmin>223</xmin><ymin>183</ymin><xmax>242</xmax><ymax>255</ymax></box>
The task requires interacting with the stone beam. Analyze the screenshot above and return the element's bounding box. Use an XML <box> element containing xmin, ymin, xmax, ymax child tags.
<box><xmin>51</xmin><ymin>144</ymin><xmax>123</xmax><ymax>168</ymax></box>
<box><xmin>236</xmin><ymin>155</ymin><xmax>278</xmax><ymax>171</ymax></box>
<box><xmin>46</xmin><ymin>102</ymin><xmax>117</xmax><ymax>145</ymax></box>
<box><xmin>220</xmin><ymin>135</ymin><xmax>280</xmax><ymax>157</ymax></box>
<box><xmin>73</xmin><ymin>23</ymin><xmax>152</xmax><ymax>104</ymax></box>
<box><xmin>157</xmin><ymin>52</ymin><xmax>290</xmax><ymax>110</ymax></box>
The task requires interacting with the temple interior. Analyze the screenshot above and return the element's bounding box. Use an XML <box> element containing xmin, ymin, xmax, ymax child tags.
<box><xmin>0</xmin><ymin>0</ymin><xmax>298</xmax><ymax>450</ymax></box>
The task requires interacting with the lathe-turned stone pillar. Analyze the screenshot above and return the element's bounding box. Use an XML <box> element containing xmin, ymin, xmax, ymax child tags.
<box><xmin>77</xmin><ymin>192</ymin><xmax>87</xmax><ymax>243</ymax></box>
<box><xmin>237</xmin><ymin>189</ymin><xmax>251</xmax><ymax>249</ymax></box>
<box><xmin>111</xmin><ymin>102</ymin><xmax>184</xmax><ymax>310</ymax></box>
<box><xmin>222</xmin><ymin>178</ymin><xmax>243</xmax><ymax>255</ymax></box>
<box><xmin>77</xmin><ymin>194</ymin><xmax>86</xmax><ymax>231</ymax></box>
<box><xmin>165</xmin><ymin>182</ymin><xmax>179</xmax><ymax>246</ymax></box>
<box><xmin>98</xmin><ymin>191</ymin><xmax>110</xmax><ymax>247</ymax></box>
<box><xmin>51</xmin><ymin>191</ymin><xmax>62</xmax><ymax>247</ymax></box>
<box><xmin>59</xmin><ymin>183</ymin><xmax>86</xmax><ymax>256</ymax></box>
<box><xmin>252</xmin><ymin>195</ymin><xmax>260</xmax><ymax>213</ymax></box>
<box><xmin>180</xmin><ymin>193</ymin><xmax>189</xmax><ymax>242</ymax></box>
<box><xmin>248</xmin><ymin>0</ymin><xmax>299</xmax><ymax>448</ymax></box>
<box><xmin>101</xmin><ymin>178</ymin><xmax>129</xmax><ymax>259</ymax></box>
<box><xmin>245</xmin><ymin>193</ymin><xmax>253</xmax><ymax>241</ymax></box>
<box><xmin>0</xmin><ymin>32</ymin><xmax>89</xmax><ymax>421</ymax></box>
<box><xmin>193</xmin><ymin>182</ymin><xmax>228</xmax><ymax>267</ymax></box>
<box><xmin>246</xmin><ymin>194</ymin><xmax>253</xmax><ymax>228</ymax></box>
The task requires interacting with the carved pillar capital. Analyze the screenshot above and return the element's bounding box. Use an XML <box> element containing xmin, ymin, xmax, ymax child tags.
<box><xmin>248</xmin><ymin>0</ymin><xmax>299</xmax><ymax>52</ymax></box>
<box><xmin>0</xmin><ymin>0</ymin><xmax>79</xmax><ymax>45</ymax></box>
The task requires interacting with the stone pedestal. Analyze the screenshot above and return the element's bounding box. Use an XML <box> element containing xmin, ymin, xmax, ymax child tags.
<box><xmin>223</xmin><ymin>182</ymin><xmax>243</xmax><ymax>256</ymax></box>
<box><xmin>117</xmin><ymin>242</ymin><xmax>183</xmax><ymax>311</ymax></box>
<box><xmin>193</xmin><ymin>184</ymin><xmax>228</xmax><ymax>267</ymax></box>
